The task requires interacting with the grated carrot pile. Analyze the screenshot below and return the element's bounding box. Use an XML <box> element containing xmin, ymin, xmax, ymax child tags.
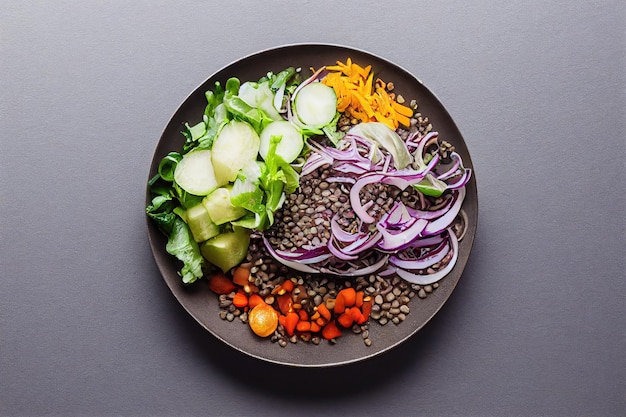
<box><xmin>320</xmin><ymin>58</ymin><xmax>414</xmax><ymax>130</ymax></box>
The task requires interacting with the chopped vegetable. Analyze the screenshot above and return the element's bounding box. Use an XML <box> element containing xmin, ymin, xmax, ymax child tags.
<box><xmin>321</xmin><ymin>58</ymin><xmax>414</xmax><ymax>130</ymax></box>
<box><xmin>248</xmin><ymin>303</ymin><xmax>279</xmax><ymax>337</ymax></box>
<box><xmin>208</xmin><ymin>272</ymin><xmax>236</xmax><ymax>294</ymax></box>
<box><xmin>211</xmin><ymin>120</ymin><xmax>261</xmax><ymax>185</ymax></box>
<box><xmin>173</xmin><ymin>149</ymin><xmax>220</xmax><ymax>196</ymax></box>
<box><xmin>259</xmin><ymin>120</ymin><xmax>304</xmax><ymax>163</ymax></box>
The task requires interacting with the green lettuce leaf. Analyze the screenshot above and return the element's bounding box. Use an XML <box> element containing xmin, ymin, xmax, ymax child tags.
<box><xmin>165</xmin><ymin>217</ymin><xmax>205</xmax><ymax>284</ymax></box>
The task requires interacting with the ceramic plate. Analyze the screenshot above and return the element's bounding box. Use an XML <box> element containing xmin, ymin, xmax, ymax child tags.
<box><xmin>146</xmin><ymin>44</ymin><xmax>478</xmax><ymax>367</ymax></box>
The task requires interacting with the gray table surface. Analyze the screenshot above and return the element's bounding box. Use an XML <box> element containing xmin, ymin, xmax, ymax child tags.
<box><xmin>2</xmin><ymin>1</ymin><xmax>624</xmax><ymax>416</ymax></box>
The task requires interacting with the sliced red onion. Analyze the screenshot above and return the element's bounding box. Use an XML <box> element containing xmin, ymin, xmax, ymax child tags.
<box><xmin>320</xmin><ymin>255</ymin><xmax>389</xmax><ymax>277</ymax></box>
<box><xmin>301</xmin><ymin>152</ymin><xmax>332</xmax><ymax>176</ymax></box>
<box><xmin>327</xmin><ymin>237</ymin><xmax>359</xmax><ymax>260</ymax></box>
<box><xmin>422</xmin><ymin>188</ymin><xmax>466</xmax><ymax>236</ymax></box>
<box><xmin>350</xmin><ymin>174</ymin><xmax>385</xmax><ymax>223</ymax></box>
<box><xmin>445</xmin><ymin>168</ymin><xmax>472</xmax><ymax>190</ymax></box>
<box><xmin>394</xmin><ymin>228</ymin><xmax>459</xmax><ymax>285</ymax></box>
<box><xmin>404</xmin><ymin>196</ymin><xmax>453</xmax><ymax>220</ymax></box>
<box><xmin>261</xmin><ymin>235</ymin><xmax>321</xmax><ymax>273</ymax></box>
<box><xmin>290</xmin><ymin>253</ymin><xmax>333</xmax><ymax>264</ymax></box>
<box><xmin>389</xmin><ymin>239</ymin><xmax>450</xmax><ymax>270</ymax></box>
<box><xmin>333</xmin><ymin>161</ymin><xmax>373</xmax><ymax>175</ymax></box>
<box><xmin>381</xmin><ymin>234</ymin><xmax>446</xmax><ymax>253</ymax></box>
<box><xmin>377</xmin><ymin>265</ymin><xmax>397</xmax><ymax>276</ymax></box>
<box><xmin>275</xmin><ymin>244</ymin><xmax>329</xmax><ymax>259</ymax></box>
<box><xmin>436</xmin><ymin>152</ymin><xmax>461</xmax><ymax>180</ymax></box>
<box><xmin>377</xmin><ymin>218</ymin><xmax>428</xmax><ymax>251</ymax></box>
<box><xmin>340</xmin><ymin>231</ymin><xmax>382</xmax><ymax>255</ymax></box>
<box><xmin>330</xmin><ymin>214</ymin><xmax>361</xmax><ymax>243</ymax></box>
<box><xmin>382</xmin><ymin>201</ymin><xmax>415</xmax><ymax>227</ymax></box>
<box><xmin>325</xmin><ymin>176</ymin><xmax>356</xmax><ymax>184</ymax></box>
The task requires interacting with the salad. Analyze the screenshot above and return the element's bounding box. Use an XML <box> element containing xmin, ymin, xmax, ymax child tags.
<box><xmin>147</xmin><ymin>59</ymin><xmax>471</xmax><ymax>346</ymax></box>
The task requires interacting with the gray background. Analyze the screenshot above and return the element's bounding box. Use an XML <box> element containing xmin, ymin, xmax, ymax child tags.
<box><xmin>1</xmin><ymin>1</ymin><xmax>624</xmax><ymax>416</ymax></box>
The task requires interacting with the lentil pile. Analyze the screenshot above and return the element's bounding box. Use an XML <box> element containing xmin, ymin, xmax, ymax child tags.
<box><xmin>216</xmin><ymin>98</ymin><xmax>467</xmax><ymax>348</ymax></box>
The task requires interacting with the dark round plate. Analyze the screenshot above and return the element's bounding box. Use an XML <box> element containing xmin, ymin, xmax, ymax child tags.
<box><xmin>146</xmin><ymin>43</ymin><xmax>478</xmax><ymax>367</ymax></box>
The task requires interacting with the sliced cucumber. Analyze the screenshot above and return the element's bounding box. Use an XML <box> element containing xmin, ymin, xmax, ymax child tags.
<box><xmin>238</xmin><ymin>81</ymin><xmax>282</xmax><ymax>121</ymax></box>
<box><xmin>293</xmin><ymin>82</ymin><xmax>337</xmax><ymax>128</ymax></box>
<box><xmin>173</xmin><ymin>149</ymin><xmax>219</xmax><ymax>196</ymax></box>
<box><xmin>259</xmin><ymin>120</ymin><xmax>304</xmax><ymax>163</ymax></box>
<box><xmin>211</xmin><ymin>120</ymin><xmax>260</xmax><ymax>185</ymax></box>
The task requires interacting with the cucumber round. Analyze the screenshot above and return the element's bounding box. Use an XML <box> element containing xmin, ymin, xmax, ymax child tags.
<box><xmin>294</xmin><ymin>82</ymin><xmax>337</xmax><ymax>127</ymax></box>
<box><xmin>211</xmin><ymin>120</ymin><xmax>260</xmax><ymax>185</ymax></box>
<box><xmin>259</xmin><ymin>120</ymin><xmax>304</xmax><ymax>163</ymax></box>
<box><xmin>173</xmin><ymin>149</ymin><xmax>219</xmax><ymax>196</ymax></box>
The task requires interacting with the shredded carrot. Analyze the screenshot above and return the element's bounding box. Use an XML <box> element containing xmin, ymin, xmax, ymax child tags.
<box><xmin>321</xmin><ymin>58</ymin><xmax>414</xmax><ymax>129</ymax></box>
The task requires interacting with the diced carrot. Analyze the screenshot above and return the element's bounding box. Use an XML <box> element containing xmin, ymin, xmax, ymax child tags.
<box><xmin>317</xmin><ymin>303</ymin><xmax>332</xmax><ymax>321</ymax></box>
<box><xmin>355</xmin><ymin>291</ymin><xmax>364</xmax><ymax>308</ymax></box>
<box><xmin>316</xmin><ymin>317</ymin><xmax>328</xmax><ymax>327</ymax></box>
<box><xmin>310</xmin><ymin>321</ymin><xmax>321</xmax><ymax>333</ymax></box>
<box><xmin>278</xmin><ymin>314</ymin><xmax>286</xmax><ymax>328</ymax></box>
<box><xmin>322</xmin><ymin>320</ymin><xmax>343</xmax><ymax>340</ymax></box>
<box><xmin>280</xmin><ymin>279</ymin><xmax>294</xmax><ymax>293</ymax></box>
<box><xmin>298</xmin><ymin>309</ymin><xmax>309</xmax><ymax>321</ymax></box>
<box><xmin>338</xmin><ymin>288</ymin><xmax>357</xmax><ymax>308</ymax></box>
<box><xmin>296</xmin><ymin>321</ymin><xmax>311</xmax><ymax>332</ymax></box>
<box><xmin>336</xmin><ymin>312</ymin><xmax>354</xmax><ymax>328</ymax></box>
<box><xmin>231</xmin><ymin>266</ymin><xmax>250</xmax><ymax>286</ymax></box>
<box><xmin>248</xmin><ymin>294</ymin><xmax>264</xmax><ymax>309</ymax></box>
<box><xmin>232</xmin><ymin>290</ymin><xmax>248</xmax><ymax>308</ymax></box>
<box><xmin>284</xmin><ymin>312</ymin><xmax>299</xmax><ymax>336</ymax></box>
<box><xmin>277</xmin><ymin>293</ymin><xmax>293</xmax><ymax>315</ymax></box>
<box><xmin>359</xmin><ymin>297</ymin><xmax>373</xmax><ymax>324</ymax></box>
<box><xmin>333</xmin><ymin>293</ymin><xmax>346</xmax><ymax>315</ymax></box>
<box><xmin>208</xmin><ymin>273</ymin><xmax>236</xmax><ymax>295</ymax></box>
<box><xmin>349</xmin><ymin>306</ymin><xmax>364</xmax><ymax>323</ymax></box>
